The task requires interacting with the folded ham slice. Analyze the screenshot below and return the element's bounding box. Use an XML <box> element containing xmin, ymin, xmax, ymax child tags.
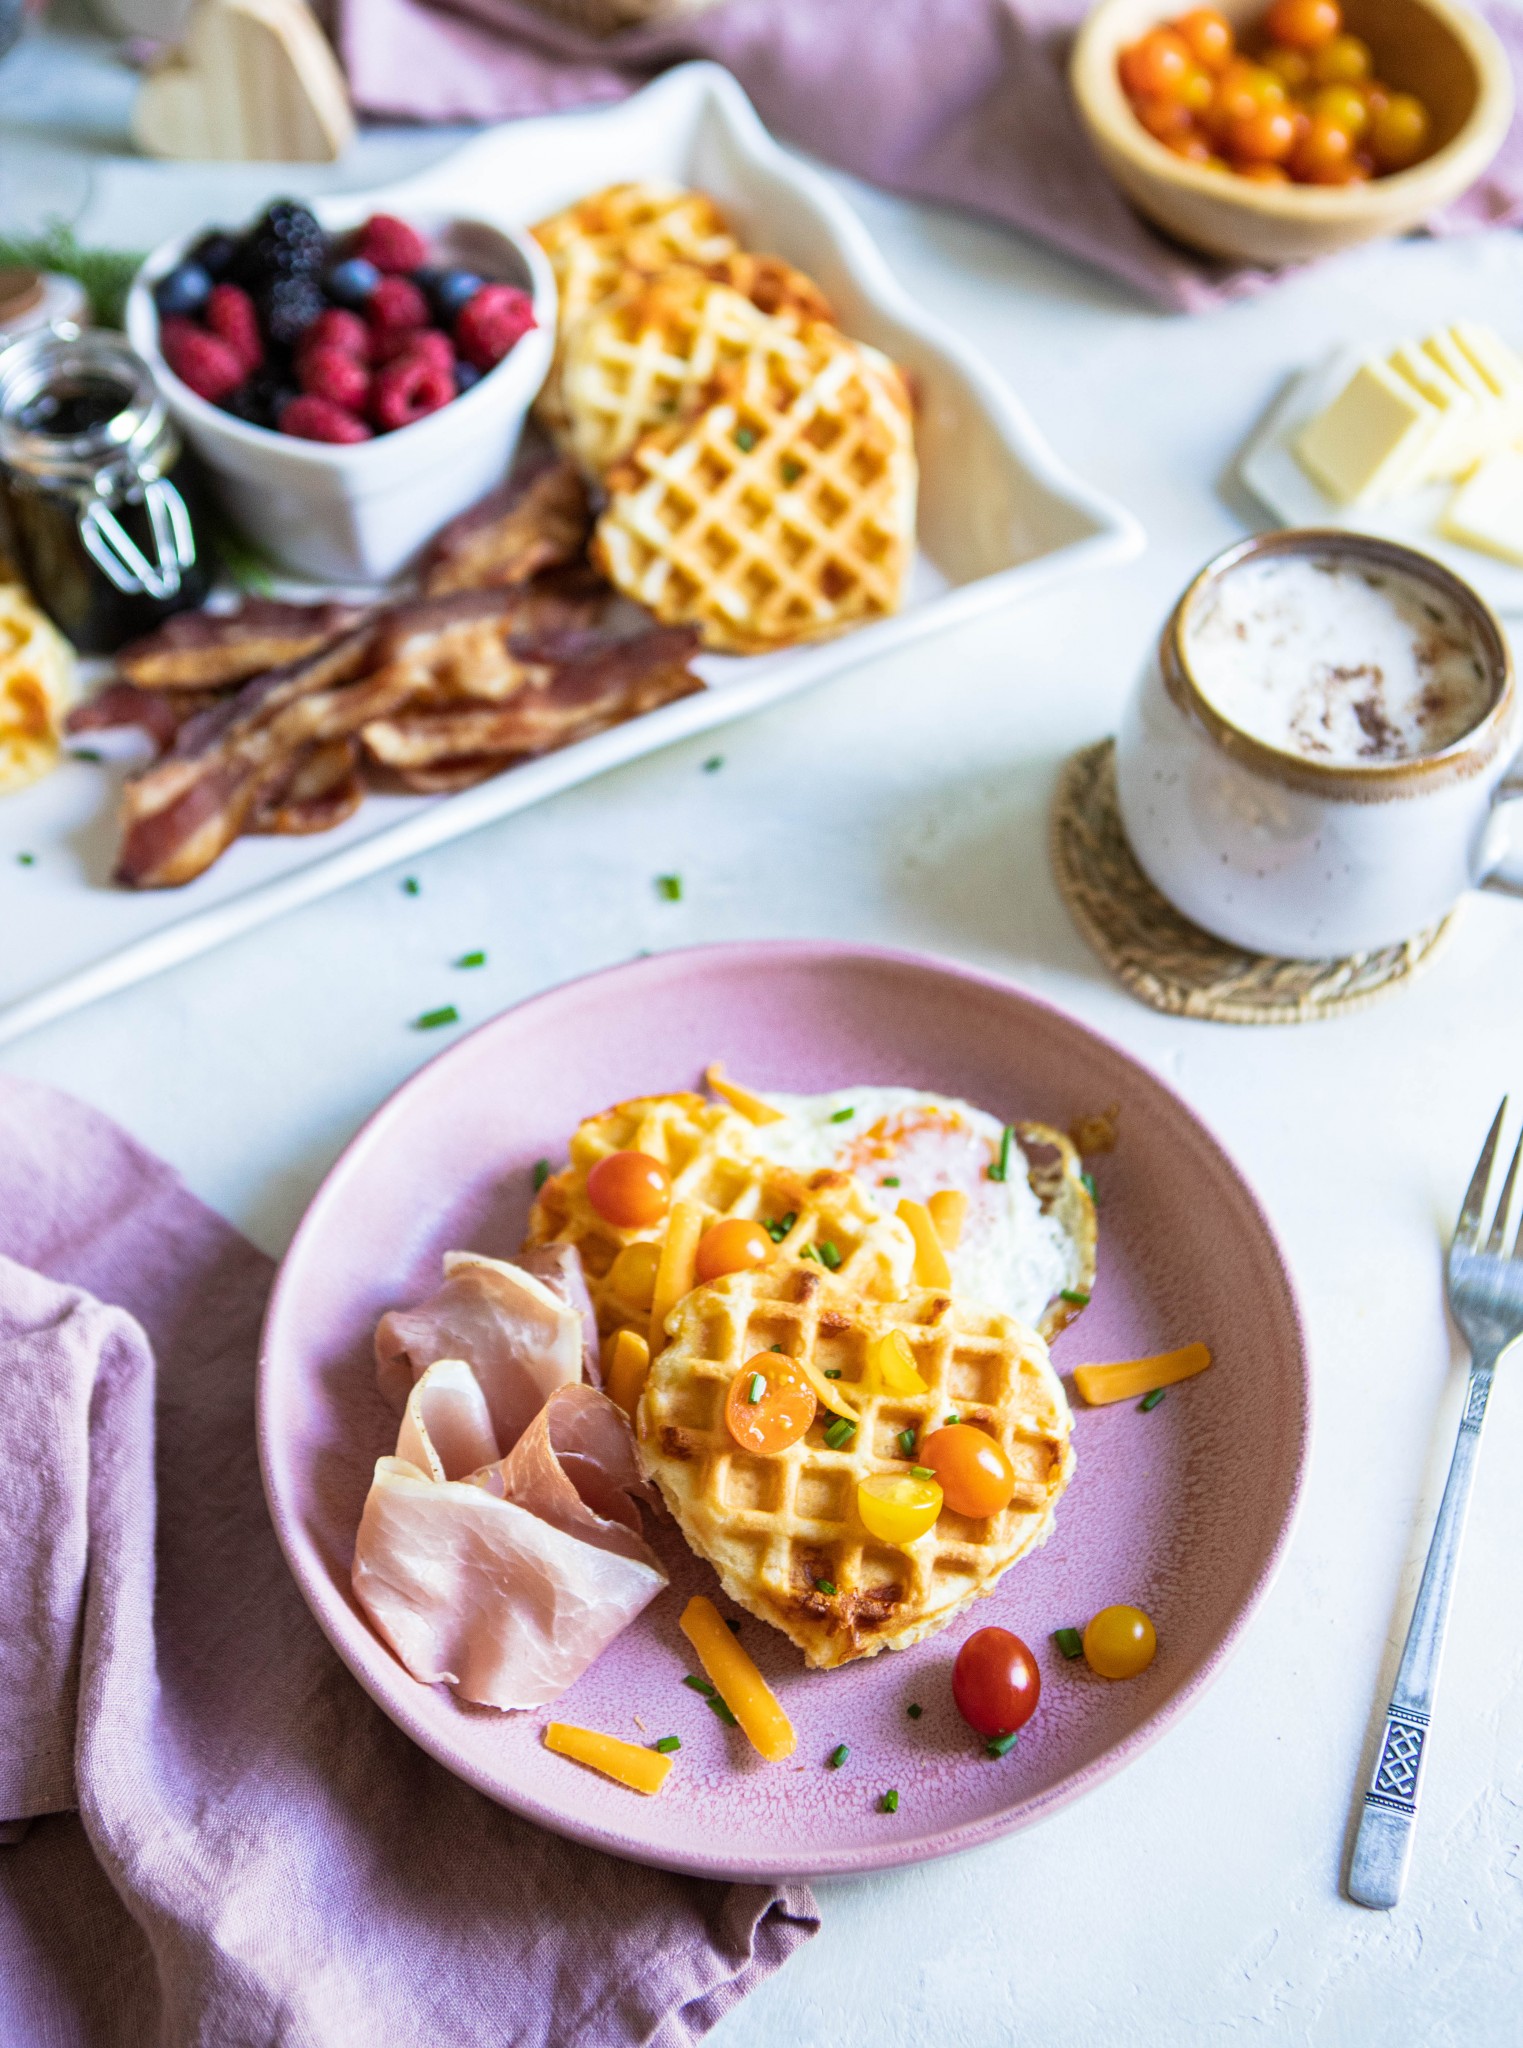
<box><xmin>374</xmin><ymin>1250</ymin><xmax>587</xmax><ymax>1449</ymax></box>
<box><xmin>352</xmin><ymin>1365</ymin><xmax>665</xmax><ymax>1710</ymax></box>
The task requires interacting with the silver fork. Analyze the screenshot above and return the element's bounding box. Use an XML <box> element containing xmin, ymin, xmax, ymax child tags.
<box><xmin>1347</xmin><ymin>1099</ymin><xmax>1523</xmax><ymax>1910</ymax></box>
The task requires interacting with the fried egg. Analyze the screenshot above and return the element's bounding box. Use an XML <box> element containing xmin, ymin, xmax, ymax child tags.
<box><xmin>749</xmin><ymin>1086</ymin><xmax>1092</xmax><ymax>1330</ymax></box>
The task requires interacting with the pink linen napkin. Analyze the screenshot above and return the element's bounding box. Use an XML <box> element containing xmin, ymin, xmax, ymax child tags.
<box><xmin>0</xmin><ymin>1074</ymin><xmax>816</xmax><ymax>2048</ymax></box>
<box><xmin>335</xmin><ymin>0</ymin><xmax>1523</xmax><ymax>312</ymax></box>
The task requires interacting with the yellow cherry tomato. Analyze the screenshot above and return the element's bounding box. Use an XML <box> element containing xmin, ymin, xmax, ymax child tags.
<box><xmin>1312</xmin><ymin>83</ymin><xmax>1369</xmax><ymax>138</ymax></box>
<box><xmin>1083</xmin><ymin>1604</ymin><xmax>1158</xmax><ymax>1679</ymax></box>
<box><xmin>1262</xmin><ymin>43</ymin><xmax>1311</xmax><ymax>91</ymax></box>
<box><xmin>857</xmin><ymin>1472</ymin><xmax>943</xmax><ymax>1545</ymax></box>
<box><xmin>586</xmin><ymin>1150</ymin><xmax>671</xmax><ymax>1229</ymax></box>
<box><xmin>725</xmin><ymin>1354</ymin><xmax>816</xmax><ymax>1456</ymax></box>
<box><xmin>863</xmin><ymin>1327</ymin><xmax>930</xmax><ymax>1396</ymax></box>
<box><xmin>920</xmin><ymin>1423</ymin><xmax>1016</xmax><ymax>1519</ymax></box>
<box><xmin>1312</xmin><ymin>32</ymin><xmax>1371</xmax><ymax>84</ymax></box>
<box><xmin>1370</xmin><ymin>91</ymin><xmax>1430</xmax><ymax>170</ymax></box>
<box><xmin>695</xmin><ymin>1217</ymin><xmax>773</xmax><ymax>1284</ymax></box>
<box><xmin>607</xmin><ymin>1238</ymin><xmax>661</xmax><ymax>1310</ymax></box>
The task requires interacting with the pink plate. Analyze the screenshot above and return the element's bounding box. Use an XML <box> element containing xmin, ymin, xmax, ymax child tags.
<box><xmin>258</xmin><ymin>941</ymin><xmax>1309</xmax><ymax>1878</ymax></box>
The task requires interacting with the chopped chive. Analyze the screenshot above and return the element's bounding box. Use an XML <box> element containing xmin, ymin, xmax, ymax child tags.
<box><xmin>814</xmin><ymin>1578</ymin><xmax>837</xmax><ymax>1596</ymax></box>
<box><xmin>69</xmin><ymin>747</ymin><xmax>103</xmax><ymax>763</ymax></box>
<box><xmin>824</xmin><ymin>1416</ymin><xmax>856</xmax><ymax>1450</ymax></box>
<box><xmin>706</xmin><ymin>1694</ymin><xmax>739</xmax><ymax>1727</ymax></box>
<box><xmin>944</xmin><ymin>1412</ymin><xmax>960</xmax><ymax>1426</ymax></box>
<box><xmin>533</xmin><ymin>1159</ymin><xmax>551</xmax><ymax>1191</ymax></box>
<box><xmin>830</xmin><ymin>1107</ymin><xmax>855</xmax><ymax>1123</ymax></box>
<box><xmin>780</xmin><ymin>458</ymin><xmax>803</xmax><ymax>483</ymax></box>
<box><xmin>703</xmin><ymin>755</ymin><xmax>724</xmax><ymax>773</ymax></box>
<box><xmin>683</xmin><ymin>1674</ymin><xmax>717</xmax><ymax>1696</ymax></box>
<box><xmin>454</xmin><ymin>950</ymin><xmax>486</xmax><ymax>969</ymax></box>
<box><xmin>656</xmin><ymin>873</ymin><xmax>682</xmax><ymax>901</ymax></box>
<box><xmin>16</xmin><ymin>851</ymin><xmax>34</xmax><ymax>866</ymax></box>
<box><xmin>911</xmin><ymin>1465</ymin><xmax>936</xmax><ymax>1479</ymax></box>
<box><xmin>734</xmin><ymin>425</ymin><xmax>757</xmax><ymax>451</ymax></box>
<box><xmin>881</xmin><ymin>1175</ymin><xmax>900</xmax><ymax>1188</ymax></box>
<box><xmin>897</xmin><ymin>1427</ymin><xmax>917</xmax><ymax>1457</ymax></box>
<box><xmin>747</xmin><ymin>1372</ymin><xmax>766</xmax><ymax>1404</ymax></box>
<box><xmin>824</xmin><ymin>1368</ymin><xmax>842</xmax><ymax>1379</ymax></box>
<box><xmin>401</xmin><ymin>875</ymin><xmax>419</xmax><ymax>895</ymax></box>
<box><xmin>1060</xmin><ymin>1288</ymin><xmax>1091</xmax><ymax>1307</ymax></box>
<box><xmin>1081</xmin><ymin>1170</ymin><xmax>1098</xmax><ymax>1203</ymax></box>
<box><xmin>880</xmin><ymin>1789</ymin><xmax>899</xmax><ymax>1814</ymax></box>
<box><xmin>654</xmin><ymin>1735</ymin><xmax>682</xmax><ymax>1753</ymax></box>
<box><xmin>764</xmin><ymin>1211</ymin><xmax>797</xmax><ymax>1243</ymax></box>
<box><xmin>987</xmin><ymin>1125</ymin><xmax>1014</xmax><ymax>1183</ymax></box>
<box><xmin>799</xmin><ymin>1244</ymin><xmax>818</xmax><ymax>1262</ymax></box>
<box><xmin>1053</xmin><ymin>1627</ymin><xmax>1084</xmax><ymax>1660</ymax></box>
<box><xmin>817</xmin><ymin>1241</ymin><xmax>842</xmax><ymax>1271</ymax></box>
<box><xmin>770</xmin><ymin>1343</ymin><xmax>784</xmax><ymax>1353</ymax></box>
<box><xmin>906</xmin><ymin>1703</ymin><xmax>923</xmax><ymax>1719</ymax></box>
<box><xmin>725</xmin><ymin>1617</ymin><xmax>741</xmax><ymax>1633</ymax></box>
<box><xmin>986</xmin><ymin>1731</ymin><xmax>1019</xmax><ymax>1758</ymax></box>
<box><xmin>413</xmin><ymin>1005</ymin><xmax>459</xmax><ymax>1030</ymax></box>
<box><xmin>1140</xmin><ymin>1387</ymin><xmax>1166</xmax><ymax>1412</ymax></box>
<box><xmin>827</xmin><ymin>1743</ymin><xmax>849</xmax><ymax>1770</ymax></box>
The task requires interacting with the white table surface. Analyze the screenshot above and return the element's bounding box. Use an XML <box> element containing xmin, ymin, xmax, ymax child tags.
<box><xmin>5</xmin><ymin>24</ymin><xmax>1523</xmax><ymax>2047</ymax></box>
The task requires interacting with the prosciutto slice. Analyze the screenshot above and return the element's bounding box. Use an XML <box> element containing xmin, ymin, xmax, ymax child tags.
<box><xmin>351</xmin><ymin>1364</ymin><xmax>665</xmax><ymax>1710</ymax></box>
<box><xmin>374</xmin><ymin>1251</ymin><xmax>585</xmax><ymax>1447</ymax></box>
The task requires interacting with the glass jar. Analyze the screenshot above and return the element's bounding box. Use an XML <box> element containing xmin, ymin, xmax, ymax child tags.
<box><xmin>0</xmin><ymin>328</ymin><xmax>214</xmax><ymax>653</ymax></box>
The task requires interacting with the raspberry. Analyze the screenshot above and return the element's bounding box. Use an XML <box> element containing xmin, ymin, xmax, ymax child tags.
<box><xmin>279</xmin><ymin>394</ymin><xmax>372</xmax><ymax>443</ymax></box>
<box><xmin>367</xmin><ymin>275</ymin><xmax>429</xmax><ymax>333</ymax></box>
<box><xmin>160</xmin><ymin>318</ymin><xmax>245</xmax><ymax>402</ymax></box>
<box><xmin>354</xmin><ymin>213</ymin><xmax>429</xmax><ymax>274</ymax></box>
<box><xmin>370</xmin><ymin>326</ymin><xmax>453</xmax><ymax>371</ymax></box>
<box><xmin>370</xmin><ymin>351</ymin><xmax>455</xmax><ymax>432</ymax></box>
<box><xmin>205</xmin><ymin>283</ymin><xmax>263</xmax><ymax>374</ymax></box>
<box><xmin>303</xmin><ymin>307</ymin><xmax>369</xmax><ymax>359</ymax></box>
<box><xmin>454</xmin><ymin>284</ymin><xmax>535</xmax><ymax>371</ymax></box>
<box><xmin>297</xmin><ymin>344</ymin><xmax>369</xmax><ymax>412</ymax></box>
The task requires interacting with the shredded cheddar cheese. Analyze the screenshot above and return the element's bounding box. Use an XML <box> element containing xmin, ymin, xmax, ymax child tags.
<box><xmin>1074</xmin><ymin>1343</ymin><xmax>1212</xmax><ymax>1407</ymax></box>
<box><xmin>544</xmin><ymin>1722</ymin><xmax>674</xmax><ymax>1794</ymax></box>
<box><xmin>650</xmin><ymin>1198</ymin><xmax>704</xmax><ymax>1352</ymax></box>
<box><xmin>680</xmin><ymin>1595</ymin><xmax>795</xmax><ymax>1761</ymax></box>
<box><xmin>604</xmin><ymin>1328</ymin><xmax>652</xmax><ymax>1420</ymax></box>
<box><xmin>927</xmin><ymin>1189</ymin><xmax>968</xmax><ymax>1250</ymax></box>
<box><xmin>705</xmin><ymin>1063</ymin><xmax>785</xmax><ymax>1125</ymax></box>
<box><xmin>897</xmin><ymin>1198</ymin><xmax>952</xmax><ymax>1290</ymax></box>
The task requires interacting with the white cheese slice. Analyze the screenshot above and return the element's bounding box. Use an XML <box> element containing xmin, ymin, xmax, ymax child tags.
<box><xmin>1440</xmin><ymin>448</ymin><xmax>1523</xmax><ymax>566</ymax></box>
<box><xmin>1451</xmin><ymin>323</ymin><xmax>1523</xmax><ymax>443</ymax></box>
<box><xmin>1421</xmin><ymin>330</ymin><xmax>1505</xmax><ymax>475</ymax></box>
<box><xmin>1387</xmin><ymin>341</ymin><xmax>1480</xmax><ymax>485</ymax></box>
<box><xmin>1294</xmin><ymin>356</ymin><xmax>1441</xmax><ymax>505</ymax></box>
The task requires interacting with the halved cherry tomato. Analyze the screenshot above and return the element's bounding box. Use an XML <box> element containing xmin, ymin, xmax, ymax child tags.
<box><xmin>725</xmin><ymin>1354</ymin><xmax>817</xmax><ymax>1456</ymax></box>
<box><xmin>695</xmin><ymin>1217</ymin><xmax>773</xmax><ymax>1284</ymax></box>
<box><xmin>1083</xmin><ymin>1604</ymin><xmax>1158</xmax><ymax>1679</ymax></box>
<box><xmin>952</xmin><ymin>1627</ymin><xmax>1041</xmax><ymax>1738</ymax></box>
<box><xmin>586</xmin><ymin>1151</ymin><xmax>671</xmax><ymax>1229</ymax></box>
<box><xmin>919</xmin><ymin>1423</ymin><xmax>1016</xmax><ymax>1519</ymax></box>
<box><xmin>857</xmin><ymin>1472</ymin><xmax>943</xmax><ymax>1545</ymax></box>
<box><xmin>1263</xmin><ymin>0</ymin><xmax>1341</xmax><ymax>50</ymax></box>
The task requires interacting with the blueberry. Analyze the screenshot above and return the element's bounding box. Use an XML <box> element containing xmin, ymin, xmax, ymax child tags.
<box><xmin>188</xmin><ymin>231</ymin><xmax>239</xmax><ymax>282</ymax></box>
<box><xmin>431</xmin><ymin>268</ymin><xmax>483</xmax><ymax>324</ymax></box>
<box><xmin>153</xmin><ymin>261</ymin><xmax>213</xmax><ymax>319</ymax></box>
<box><xmin>324</xmin><ymin>255</ymin><xmax>381</xmax><ymax>308</ymax></box>
<box><xmin>453</xmin><ymin>359</ymin><xmax>482</xmax><ymax>395</ymax></box>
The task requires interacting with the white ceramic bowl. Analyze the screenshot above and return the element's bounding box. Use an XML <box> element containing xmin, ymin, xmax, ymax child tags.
<box><xmin>126</xmin><ymin>202</ymin><xmax>556</xmax><ymax>584</ymax></box>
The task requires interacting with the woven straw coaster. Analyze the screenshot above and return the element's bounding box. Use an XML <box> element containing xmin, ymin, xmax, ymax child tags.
<box><xmin>1051</xmin><ymin>740</ymin><xmax>1453</xmax><ymax>1026</ymax></box>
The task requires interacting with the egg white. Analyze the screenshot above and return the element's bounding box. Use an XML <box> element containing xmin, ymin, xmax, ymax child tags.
<box><xmin>750</xmin><ymin>1086</ymin><xmax>1083</xmax><ymax>1330</ymax></box>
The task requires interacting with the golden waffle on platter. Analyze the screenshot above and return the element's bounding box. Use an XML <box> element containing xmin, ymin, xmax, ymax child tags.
<box><xmin>525</xmin><ymin>1090</ymin><xmax>915</xmax><ymax>1350</ymax></box>
<box><xmin>592</xmin><ymin>323</ymin><xmax>917</xmax><ymax>651</ymax></box>
<box><xmin>637</xmin><ymin>1262</ymin><xmax>1075</xmax><ymax>1668</ymax></box>
<box><xmin>560</xmin><ymin>272</ymin><xmax>787</xmax><ymax>480</ymax></box>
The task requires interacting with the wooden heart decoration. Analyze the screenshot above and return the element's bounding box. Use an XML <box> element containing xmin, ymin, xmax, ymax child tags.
<box><xmin>133</xmin><ymin>0</ymin><xmax>355</xmax><ymax>163</ymax></box>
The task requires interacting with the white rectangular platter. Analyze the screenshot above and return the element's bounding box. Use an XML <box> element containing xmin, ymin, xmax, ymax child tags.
<box><xmin>0</xmin><ymin>61</ymin><xmax>1142</xmax><ymax>1047</ymax></box>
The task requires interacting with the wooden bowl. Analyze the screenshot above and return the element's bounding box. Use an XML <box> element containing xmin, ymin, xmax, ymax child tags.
<box><xmin>1070</xmin><ymin>0</ymin><xmax>1514</xmax><ymax>265</ymax></box>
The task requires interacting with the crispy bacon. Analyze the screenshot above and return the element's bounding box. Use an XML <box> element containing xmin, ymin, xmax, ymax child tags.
<box><xmin>423</xmin><ymin>457</ymin><xmax>591</xmax><ymax>596</ymax></box>
<box><xmin>65</xmin><ymin>681</ymin><xmax>214</xmax><ymax>753</ymax></box>
<box><xmin>116</xmin><ymin>597</ymin><xmax>368</xmax><ymax>691</ymax></box>
<box><xmin>248</xmin><ymin>737</ymin><xmax>364</xmax><ymax>836</ymax></box>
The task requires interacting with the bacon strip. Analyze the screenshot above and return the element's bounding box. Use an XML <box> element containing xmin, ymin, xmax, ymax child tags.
<box><xmin>423</xmin><ymin>457</ymin><xmax>591</xmax><ymax>596</ymax></box>
<box><xmin>248</xmin><ymin>737</ymin><xmax>364</xmax><ymax>836</ymax></box>
<box><xmin>65</xmin><ymin>681</ymin><xmax>216</xmax><ymax>753</ymax></box>
<box><xmin>117</xmin><ymin>598</ymin><xmax>368</xmax><ymax>691</ymax></box>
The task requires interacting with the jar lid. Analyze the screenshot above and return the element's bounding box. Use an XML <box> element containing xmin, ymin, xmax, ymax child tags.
<box><xmin>0</xmin><ymin>328</ymin><xmax>173</xmax><ymax>490</ymax></box>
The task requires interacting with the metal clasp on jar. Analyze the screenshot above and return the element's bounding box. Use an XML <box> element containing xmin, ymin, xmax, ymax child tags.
<box><xmin>78</xmin><ymin>469</ymin><xmax>196</xmax><ymax>600</ymax></box>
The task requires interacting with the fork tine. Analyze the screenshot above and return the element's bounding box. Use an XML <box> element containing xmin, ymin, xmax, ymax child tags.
<box><xmin>1488</xmin><ymin>1130</ymin><xmax>1523</xmax><ymax>1254</ymax></box>
<box><xmin>1455</xmin><ymin>1099</ymin><xmax>1508</xmax><ymax>1252</ymax></box>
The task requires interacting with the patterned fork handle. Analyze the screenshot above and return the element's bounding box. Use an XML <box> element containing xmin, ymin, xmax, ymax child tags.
<box><xmin>1347</xmin><ymin>1364</ymin><xmax>1494</xmax><ymax>1910</ymax></box>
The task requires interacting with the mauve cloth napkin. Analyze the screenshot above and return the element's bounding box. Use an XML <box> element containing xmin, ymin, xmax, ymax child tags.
<box><xmin>0</xmin><ymin>1074</ymin><xmax>817</xmax><ymax>2048</ymax></box>
<box><xmin>335</xmin><ymin>0</ymin><xmax>1523</xmax><ymax>312</ymax></box>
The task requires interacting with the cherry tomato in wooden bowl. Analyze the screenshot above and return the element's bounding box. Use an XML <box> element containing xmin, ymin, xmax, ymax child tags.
<box><xmin>586</xmin><ymin>1150</ymin><xmax>671</xmax><ymax>1229</ymax></box>
<box><xmin>952</xmin><ymin>1626</ymin><xmax>1041</xmax><ymax>1738</ymax></box>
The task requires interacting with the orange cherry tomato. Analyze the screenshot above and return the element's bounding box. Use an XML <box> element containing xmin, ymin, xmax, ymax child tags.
<box><xmin>1229</xmin><ymin>105</ymin><xmax>1298</xmax><ymax>163</ymax></box>
<box><xmin>1118</xmin><ymin>26</ymin><xmax>1194</xmax><ymax>101</ymax></box>
<box><xmin>586</xmin><ymin>1150</ymin><xmax>671</xmax><ymax>1229</ymax></box>
<box><xmin>920</xmin><ymin>1423</ymin><xmax>1017</xmax><ymax>1519</ymax></box>
<box><xmin>1312</xmin><ymin>83</ymin><xmax>1369</xmax><ymax>138</ymax></box>
<box><xmin>1208</xmin><ymin>60</ymin><xmax>1284</xmax><ymax>138</ymax></box>
<box><xmin>725</xmin><ymin>1353</ymin><xmax>817</xmax><ymax>1456</ymax></box>
<box><xmin>1291</xmin><ymin>110</ymin><xmax>1356</xmax><ymax>182</ymax></box>
<box><xmin>1239</xmin><ymin>159</ymin><xmax>1292</xmax><ymax>181</ymax></box>
<box><xmin>1169</xmin><ymin>133</ymin><xmax>1216</xmax><ymax>163</ymax></box>
<box><xmin>1136</xmin><ymin>93</ymin><xmax>1197</xmax><ymax>144</ymax></box>
<box><xmin>1175</xmin><ymin>7</ymin><xmax>1234</xmax><ymax>72</ymax></box>
<box><xmin>1263</xmin><ymin>0</ymin><xmax>1341</xmax><ymax>51</ymax></box>
<box><xmin>1370</xmin><ymin>91</ymin><xmax>1430</xmax><ymax>170</ymax></box>
<box><xmin>695</xmin><ymin>1217</ymin><xmax>773</xmax><ymax>1284</ymax></box>
<box><xmin>1178</xmin><ymin>64</ymin><xmax>1215</xmax><ymax>113</ymax></box>
<box><xmin>1311</xmin><ymin>32</ymin><xmax>1371</xmax><ymax>84</ymax></box>
<box><xmin>1262</xmin><ymin>42</ymin><xmax>1311</xmax><ymax>91</ymax></box>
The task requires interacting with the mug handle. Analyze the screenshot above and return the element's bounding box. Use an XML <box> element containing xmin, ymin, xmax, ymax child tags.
<box><xmin>1479</xmin><ymin>761</ymin><xmax>1523</xmax><ymax>899</ymax></box>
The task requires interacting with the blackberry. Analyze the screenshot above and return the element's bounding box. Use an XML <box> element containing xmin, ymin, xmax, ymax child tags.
<box><xmin>224</xmin><ymin>369</ymin><xmax>294</xmax><ymax>429</ymax></box>
<box><xmin>236</xmin><ymin>200</ymin><xmax>327</xmax><ymax>289</ymax></box>
<box><xmin>259</xmin><ymin>274</ymin><xmax>326</xmax><ymax>348</ymax></box>
<box><xmin>188</xmin><ymin>231</ymin><xmax>239</xmax><ymax>283</ymax></box>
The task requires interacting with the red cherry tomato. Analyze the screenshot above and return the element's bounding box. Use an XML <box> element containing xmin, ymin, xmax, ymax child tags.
<box><xmin>586</xmin><ymin>1150</ymin><xmax>671</xmax><ymax>1229</ymax></box>
<box><xmin>952</xmin><ymin>1627</ymin><xmax>1041</xmax><ymax>1739</ymax></box>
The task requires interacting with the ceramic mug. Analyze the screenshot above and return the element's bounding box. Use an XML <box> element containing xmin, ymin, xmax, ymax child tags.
<box><xmin>1114</xmin><ymin>529</ymin><xmax>1523</xmax><ymax>959</ymax></box>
